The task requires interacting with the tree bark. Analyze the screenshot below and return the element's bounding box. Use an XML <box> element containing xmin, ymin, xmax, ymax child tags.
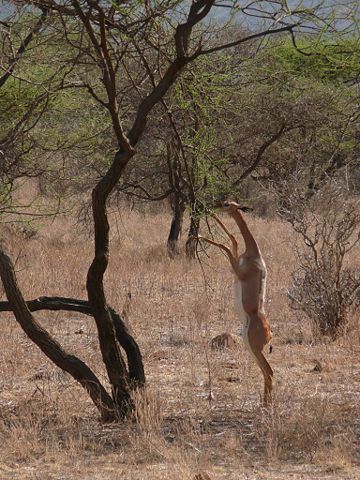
<box><xmin>167</xmin><ymin>194</ymin><xmax>185</xmax><ymax>258</ymax></box>
<box><xmin>185</xmin><ymin>207</ymin><xmax>200</xmax><ymax>258</ymax></box>
<box><xmin>86</xmin><ymin>149</ymin><xmax>135</xmax><ymax>418</ymax></box>
<box><xmin>0</xmin><ymin>250</ymin><xmax>117</xmax><ymax>421</ymax></box>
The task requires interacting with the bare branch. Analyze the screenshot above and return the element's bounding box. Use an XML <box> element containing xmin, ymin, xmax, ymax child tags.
<box><xmin>232</xmin><ymin>123</ymin><xmax>288</xmax><ymax>186</ymax></box>
<box><xmin>199</xmin><ymin>24</ymin><xmax>298</xmax><ymax>56</ymax></box>
<box><xmin>0</xmin><ymin>9</ymin><xmax>48</xmax><ymax>88</ymax></box>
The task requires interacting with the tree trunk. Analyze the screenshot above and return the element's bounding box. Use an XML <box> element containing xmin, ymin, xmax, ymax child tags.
<box><xmin>185</xmin><ymin>208</ymin><xmax>200</xmax><ymax>258</ymax></box>
<box><xmin>87</xmin><ymin>150</ymin><xmax>135</xmax><ymax>418</ymax></box>
<box><xmin>167</xmin><ymin>194</ymin><xmax>185</xmax><ymax>258</ymax></box>
<box><xmin>0</xmin><ymin>250</ymin><xmax>117</xmax><ymax>421</ymax></box>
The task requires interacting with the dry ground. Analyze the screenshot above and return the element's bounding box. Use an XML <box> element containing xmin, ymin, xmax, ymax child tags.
<box><xmin>0</xmin><ymin>205</ymin><xmax>360</xmax><ymax>480</ymax></box>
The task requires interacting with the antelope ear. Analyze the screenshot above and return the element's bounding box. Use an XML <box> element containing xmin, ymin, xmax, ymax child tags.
<box><xmin>213</xmin><ymin>200</ymin><xmax>228</xmax><ymax>209</ymax></box>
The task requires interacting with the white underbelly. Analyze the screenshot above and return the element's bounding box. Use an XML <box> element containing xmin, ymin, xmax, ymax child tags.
<box><xmin>259</xmin><ymin>270</ymin><xmax>267</xmax><ymax>314</ymax></box>
<box><xmin>234</xmin><ymin>280</ymin><xmax>251</xmax><ymax>352</ymax></box>
<box><xmin>234</xmin><ymin>280</ymin><xmax>246</xmax><ymax>323</ymax></box>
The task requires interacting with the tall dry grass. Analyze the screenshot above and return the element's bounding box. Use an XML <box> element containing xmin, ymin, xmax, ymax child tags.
<box><xmin>0</xmin><ymin>204</ymin><xmax>360</xmax><ymax>479</ymax></box>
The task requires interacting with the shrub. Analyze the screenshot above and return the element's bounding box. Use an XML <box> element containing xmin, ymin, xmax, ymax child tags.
<box><xmin>286</xmin><ymin>187</ymin><xmax>360</xmax><ymax>339</ymax></box>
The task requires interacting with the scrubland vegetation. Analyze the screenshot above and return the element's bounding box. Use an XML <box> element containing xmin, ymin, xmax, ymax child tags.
<box><xmin>1</xmin><ymin>203</ymin><xmax>360</xmax><ymax>479</ymax></box>
<box><xmin>1</xmin><ymin>0</ymin><xmax>360</xmax><ymax>478</ymax></box>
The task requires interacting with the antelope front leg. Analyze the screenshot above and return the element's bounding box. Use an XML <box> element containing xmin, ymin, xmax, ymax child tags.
<box><xmin>212</xmin><ymin>214</ymin><xmax>239</xmax><ymax>259</ymax></box>
<box><xmin>197</xmin><ymin>236</ymin><xmax>242</xmax><ymax>278</ymax></box>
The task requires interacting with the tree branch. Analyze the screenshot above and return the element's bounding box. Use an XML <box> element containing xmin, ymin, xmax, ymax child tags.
<box><xmin>199</xmin><ymin>24</ymin><xmax>298</xmax><ymax>56</ymax></box>
<box><xmin>0</xmin><ymin>9</ymin><xmax>48</xmax><ymax>89</ymax></box>
<box><xmin>128</xmin><ymin>1</ymin><xmax>216</xmax><ymax>146</ymax></box>
<box><xmin>0</xmin><ymin>295</ymin><xmax>145</xmax><ymax>388</ymax></box>
<box><xmin>0</xmin><ymin>250</ymin><xmax>117</xmax><ymax>421</ymax></box>
<box><xmin>232</xmin><ymin>123</ymin><xmax>288</xmax><ymax>187</ymax></box>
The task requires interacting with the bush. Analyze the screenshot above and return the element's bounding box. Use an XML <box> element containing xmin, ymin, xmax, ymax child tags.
<box><xmin>286</xmin><ymin>187</ymin><xmax>360</xmax><ymax>339</ymax></box>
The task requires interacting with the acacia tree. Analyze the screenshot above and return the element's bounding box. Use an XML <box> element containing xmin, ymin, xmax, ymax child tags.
<box><xmin>116</xmin><ymin>46</ymin><xmax>294</xmax><ymax>257</ymax></box>
<box><xmin>0</xmin><ymin>3</ymin><xmax>145</xmax><ymax>421</ymax></box>
<box><xmin>165</xmin><ymin>59</ymin><xmax>292</xmax><ymax>257</ymax></box>
<box><xmin>117</xmin><ymin>50</ymin><xmax>300</xmax><ymax>257</ymax></box>
<box><xmin>0</xmin><ymin>0</ymin><xmax>355</xmax><ymax>420</ymax></box>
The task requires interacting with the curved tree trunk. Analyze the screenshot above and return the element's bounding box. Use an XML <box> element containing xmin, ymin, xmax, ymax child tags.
<box><xmin>166</xmin><ymin>136</ymin><xmax>186</xmax><ymax>259</ymax></box>
<box><xmin>0</xmin><ymin>250</ymin><xmax>117</xmax><ymax>421</ymax></box>
<box><xmin>0</xmin><ymin>0</ymin><xmax>221</xmax><ymax>423</ymax></box>
<box><xmin>70</xmin><ymin>0</ymin><xmax>139</xmax><ymax>419</ymax></box>
<box><xmin>87</xmin><ymin>150</ymin><xmax>136</xmax><ymax>418</ymax></box>
<box><xmin>167</xmin><ymin>194</ymin><xmax>185</xmax><ymax>258</ymax></box>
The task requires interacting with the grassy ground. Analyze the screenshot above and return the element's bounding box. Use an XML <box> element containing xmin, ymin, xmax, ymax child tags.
<box><xmin>0</xmin><ymin>205</ymin><xmax>359</xmax><ymax>480</ymax></box>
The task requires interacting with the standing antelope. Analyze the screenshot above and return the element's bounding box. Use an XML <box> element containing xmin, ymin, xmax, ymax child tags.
<box><xmin>198</xmin><ymin>201</ymin><xmax>273</xmax><ymax>406</ymax></box>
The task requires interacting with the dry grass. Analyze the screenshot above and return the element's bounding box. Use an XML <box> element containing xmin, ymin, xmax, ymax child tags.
<box><xmin>1</xmin><ymin>203</ymin><xmax>360</xmax><ymax>479</ymax></box>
